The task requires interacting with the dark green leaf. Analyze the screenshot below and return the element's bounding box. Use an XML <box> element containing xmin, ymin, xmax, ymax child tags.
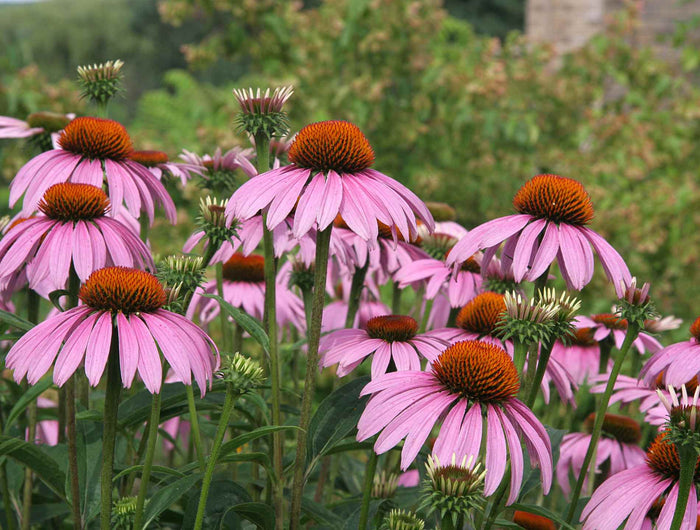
<box><xmin>307</xmin><ymin>376</ymin><xmax>369</xmax><ymax>464</ymax></box>
<box><xmin>227</xmin><ymin>502</ymin><xmax>275</xmax><ymax>529</ymax></box>
<box><xmin>142</xmin><ymin>473</ymin><xmax>202</xmax><ymax>528</ymax></box>
<box><xmin>182</xmin><ymin>480</ymin><xmax>250</xmax><ymax>529</ymax></box>
<box><xmin>118</xmin><ymin>382</ymin><xmax>190</xmax><ymax>427</ymax></box>
<box><xmin>301</xmin><ymin>498</ymin><xmax>345</xmax><ymax>527</ymax></box>
<box><xmin>203</xmin><ymin>294</ymin><xmax>269</xmax><ymax>352</ymax></box>
<box><xmin>4</xmin><ymin>378</ymin><xmax>53</xmax><ymax>433</ymax></box>
<box><xmin>219</xmin><ymin>425</ymin><xmax>298</xmax><ymax>459</ymax></box>
<box><xmin>112</xmin><ymin>464</ymin><xmax>186</xmax><ymax>482</ymax></box>
<box><xmin>0</xmin><ymin>436</ymin><xmax>66</xmax><ymax>500</ymax></box>
<box><xmin>0</xmin><ymin>309</ymin><xmax>34</xmax><ymax>332</ymax></box>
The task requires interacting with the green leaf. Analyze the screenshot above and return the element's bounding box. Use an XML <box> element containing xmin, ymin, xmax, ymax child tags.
<box><xmin>4</xmin><ymin>378</ymin><xmax>53</xmax><ymax>434</ymax></box>
<box><xmin>219</xmin><ymin>425</ymin><xmax>299</xmax><ymax>459</ymax></box>
<box><xmin>118</xmin><ymin>382</ymin><xmax>190</xmax><ymax>427</ymax></box>
<box><xmin>224</xmin><ymin>502</ymin><xmax>275</xmax><ymax>529</ymax></box>
<box><xmin>142</xmin><ymin>473</ymin><xmax>202</xmax><ymax>528</ymax></box>
<box><xmin>203</xmin><ymin>294</ymin><xmax>269</xmax><ymax>352</ymax></box>
<box><xmin>511</xmin><ymin>503</ymin><xmax>577</xmax><ymax>530</ymax></box>
<box><xmin>0</xmin><ymin>436</ymin><xmax>66</xmax><ymax>500</ymax></box>
<box><xmin>0</xmin><ymin>309</ymin><xmax>34</xmax><ymax>332</ymax></box>
<box><xmin>112</xmin><ymin>464</ymin><xmax>186</xmax><ymax>482</ymax></box>
<box><xmin>307</xmin><ymin>376</ymin><xmax>369</xmax><ymax>464</ymax></box>
<box><xmin>322</xmin><ymin>440</ymin><xmax>373</xmax><ymax>456</ymax></box>
<box><xmin>182</xmin><ymin>480</ymin><xmax>251</xmax><ymax>529</ymax></box>
<box><xmin>301</xmin><ymin>498</ymin><xmax>345</xmax><ymax>527</ymax></box>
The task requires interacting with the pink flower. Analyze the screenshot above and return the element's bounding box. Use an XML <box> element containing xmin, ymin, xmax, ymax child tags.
<box><xmin>179</xmin><ymin>146</ymin><xmax>257</xmax><ymax>183</ymax></box>
<box><xmin>641</xmin><ymin>316</ymin><xmax>700</xmax><ymax>389</ymax></box>
<box><xmin>6</xmin><ymin>267</ymin><xmax>219</xmax><ymax>395</ymax></box>
<box><xmin>557</xmin><ymin>413</ymin><xmax>645</xmax><ymax>497</ymax></box>
<box><xmin>129</xmin><ymin>150</ymin><xmax>204</xmax><ymax>186</ymax></box>
<box><xmin>0</xmin><ymin>112</ymin><xmax>72</xmax><ymax>140</ymax></box>
<box><xmin>320</xmin><ymin>315</ymin><xmax>448</xmax><ymax>378</ymax></box>
<box><xmin>10</xmin><ymin>117</ymin><xmax>176</xmax><ymax>224</ymax></box>
<box><xmin>27</xmin><ymin>397</ymin><xmax>59</xmax><ymax>446</ymax></box>
<box><xmin>582</xmin><ymin>430</ymin><xmax>698</xmax><ymax>529</ymax></box>
<box><xmin>225</xmin><ymin>120</ymin><xmax>434</xmax><ymax>242</ymax></box>
<box><xmin>577</xmin><ymin>313</ymin><xmax>661</xmax><ymax>355</ymax></box>
<box><xmin>446</xmin><ymin>174</ymin><xmax>631</xmax><ymax>296</ymax></box>
<box><xmin>394</xmin><ymin>245</ymin><xmax>482</xmax><ymax>308</ymax></box>
<box><xmin>357</xmin><ymin>340</ymin><xmax>553</xmax><ymax>504</ymax></box>
<box><xmin>550</xmin><ymin>327</ymin><xmax>602</xmax><ymax>385</ymax></box>
<box><xmin>186</xmin><ymin>254</ymin><xmax>305</xmax><ymax>331</ymax></box>
<box><xmin>0</xmin><ymin>184</ymin><xmax>153</xmax><ymax>294</ymax></box>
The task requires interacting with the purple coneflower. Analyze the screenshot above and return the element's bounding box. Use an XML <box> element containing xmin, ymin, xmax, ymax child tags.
<box><xmin>6</xmin><ymin>267</ymin><xmax>218</xmax><ymax>395</ymax></box>
<box><xmin>557</xmin><ymin>413</ymin><xmax>645</xmax><ymax>497</ymax></box>
<box><xmin>357</xmin><ymin>340</ymin><xmax>553</xmax><ymax>503</ymax></box>
<box><xmin>10</xmin><ymin>117</ymin><xmax>176</xmax><ymax>223</ymax></box>
<box><xmin>0</xmin><ymin>183</ymin><xmax>153</xmax><ymax>293</ymax></box>
<box><xmin>319</xmin><ymin>314</ymin><xmax>447</xmax><ymax>378</ymax></box>
<box><xmin>394</xmin><ymin>236</ymin><xmax>482</xmax><ymax>308</ymax></box>
<box><xmin>445</xmin><ymin>174</ymin><xmax>631</xmax><ymax>296</ymax></box>
<box><xmin>129</xmin><ymin>150</ymin><xmax>204</xmax><ymax>186</ymax></box>
<box><xmin>0</xmin><ymin>112</ymin><xmax>71</xmax><ymax>140</ymax></box>
<box><xmin>582</xmin><ymin>430</ymin><xmax>698</xmax><ymax>529</ymax></box>
<box><xmin>225</xmin><ymin>120</ymin><xmax>434</xmax><ymax>241</ymax></box>
<box><xmin>186</xmin><ymin>253</ymin><xmax>305</xmax><ymax>330</ymax></box>
<box><xmin>577</xmin><ymin>313</ymin><xmax>661</xmax><ymax>355</ymax></box>
<box><xmin>550</xmin><ymin>327</ymin><xmax>602</xmax><ymax>385</ymax></box>
<box><xmin>642</xmin><ymin>317</ymin><xmax>700</xmax><ymax>389</ymax></box>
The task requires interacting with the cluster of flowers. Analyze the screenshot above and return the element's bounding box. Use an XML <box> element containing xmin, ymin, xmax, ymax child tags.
<box><xmin>2</xmin><ymin>63</ymin><xmax>700</xmax><ymax>530</ymax></box>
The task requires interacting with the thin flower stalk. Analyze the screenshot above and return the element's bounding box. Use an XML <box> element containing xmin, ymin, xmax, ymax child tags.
<box><xmin>254</xmin><ymin>130</ymin><xmax>285</xmax><ymax>529</ymax></box>
<box><xmin>565</xmin><ymin>322</ymin><xmax>641</xmax><ymax>522</ymax></box>
<box><xmin>193</xmin><ymin>382</ymin><xmax>237</xmax><ymax>530</ymax></box>
<box><xmin>670</xmin><ymin>444</ymin><xmax>695</xmax><ymax>530</ymax></box>
<box><xmin>65</xmin><ymin>270</ymin><xmax>82</xmax><ymax>530</ymax></box>
<box><xmin>289</xmin><ymin>225</ymin><xmax>333</xmax><ymax>529</ymax></box>
<box><xmin>358</xmin><ymin>451</ymin><xmax>378</xmax><ymax>530</ymax></box>
<box><xmin>100</xmin><ymin>336</ymin><xmax>121</xmax><ymax>530</ymax></box>
<box><xmin>185</xmin><ymin>385</ymin><xmax>206</xmax><ymax>472</ymax></box>
<box><xmin>132</xmin><ymin>384</ymin><xmax>162</xmax><ymax>530</ymax></box>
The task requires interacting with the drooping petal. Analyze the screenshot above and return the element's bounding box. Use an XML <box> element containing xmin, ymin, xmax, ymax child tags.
<box><xmin>83</xmin><ymin>312</ymin><xmax>113</xmax><ymax>387</ymax></box>
<box><xmin>116</xmin><ymin>313</ymin><xmax>140</xmax><ymax>388</ymax></box>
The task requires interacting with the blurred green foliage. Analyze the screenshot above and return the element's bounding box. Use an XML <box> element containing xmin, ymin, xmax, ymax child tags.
<box><xmin>2</xmin><ymin>0</ymin><xmax>700</xmax><ymax>322</ymax></box>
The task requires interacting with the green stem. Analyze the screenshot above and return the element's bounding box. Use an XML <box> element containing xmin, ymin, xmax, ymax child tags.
<box><xmin>420</xmin><ymin>299</ymin><xmax>434</xmax><ymax>333</ymax></box>
<box><xmin>525</xmin><ymin>339</ymin><xmax>554</xmax><ymax>408</ymax></box>
<box><xmin>65</xmin><ymin>377</ymin><xmax>82</xmax><ymax>530</ymax></box>
<box><xmin>186</xmin><ymin>385</ymin><xmax>206</xmax><ymax>473</ymax></box>
<box><xmin>483</xmin><ymin>463</ymin><xmax>512</xmax><ymax>530</ymax></box>
<box><xmin>21</xmin><ymin>290</ymin><xmax>40</xmax><ymax>530</ymax></box>
<box><xmin>345</xmin><ymin>263</ymin><xmax>369</xmax><ymax>328</ymax></box>
<box><xmin>598</xmin><ymin>337</ymin><xmax>613</xmax><ymax>373</ymax></box>
<box><xmin>523</xmin><ymin>346</ymin><xmax>538</xmax><ymax>402</ymax></box>
<box><xmin>391</xmin><ymin>281</ymin><xmax>402</xmax><ymax>314</ymax></box>
<box><xmin>289</xmin><ymin>225</ymin><xmax>333</xmax><ymax>530</ymax></box>
<box><xmin>357</xmin><ymin>451</ymin><xmax>378</xmax><ymax>530</ymax></box>
<box><xmin>193</xmin><ymin>384</ymin><xmax>237</xmax><ymax>530</ymax></box>
<box><xmin>566</xmin><ymin>323</ymin><xmax>640</xmax><ymax>522</ymax></box>
<box><xmin>255</xmin><ymin>131</ymin><xmax>284</xmax><ymax>529</ymax></box>
<box><xmin>0</xmin><ymin>461</ymin><xmax>16</xmax><ymax>530</ymax></box>
<box><xmin>100</xmin><ymin>334</ymin><xmax>122</xmax><ymax>530</ymax></box>
<box><xmin>670</xmin><ymin>444</ymin><xmax>696</xmax><ymax>530</ymax></box>
<box><xmin>262</xmin><ymin>218</ymin><xmax>283</xmax><ymax>528</ymax></box>
<box><xmin>64</xmin><ymin>271</ymin><xmax>82</xmax><ymax>529</ymax></box>
<box><xmin>532</xmin><ymin>265</ymin><xmax>550</xmax><ymax>301</ymax></box>
<box><xmin>512</xmin><ymin>340</ymin><xmax>528</xmax><ymax>380</ymax></box>
<box><xmin>302</xmin><ymin>286</ymin><xmax>313</xmax><ymax>332</ymax></box>
<box><xmin>133</xmin><ymin>389</ymin><xmax>162</xmax><ymax>530</ymax></box>
<box><xmin>215</xmin><ymin>262</ymin><xmax>230</xmax><ymax>352</ymax></box>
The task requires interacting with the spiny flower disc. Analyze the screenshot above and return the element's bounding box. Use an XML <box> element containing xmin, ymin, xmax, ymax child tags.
<box><xmin>584</xmin><ymin>413</ymin><xmax>641</xmax><ymax>444</ymax></box>
<box><xmin>79</xmin><ymin>267</ymin><xmax>166</xmax><ymax>314</ymax></box>
<box><xmin>432</xmin><ymin>340</ymin><xmax>520</xmax><ymax>403</ymax></box>
<box><xmin>58</xmin><ymin>116</ymin><xmax>133</xmax><ymax>161</ymax></box>
<box><xmin>129</xmin><ymin>150</ymin><xmax>168</xmax><ymax>167</ymax></box>
<box><xmin>38</xmin><ymin>183</ymin><xmax>110</xmax><ymax>221</ymax></box>
<box><xmin>571</xmin><ymin>327</ymin><xmax>597</xmax><ymax>346</ymax></box>
<box><xmin>455</xmin><ymin>292</ymin><xmax>506</xmax><ymax>336</ymax></box>
<box><xmin>377</xmin><ymin>221</ymin><xmax>419</xmax><ymax>243</ymax></box>
<box><xmin>366</xmin><ymin>315</ymin><xmax>418</xmax><ymax>342</ymax></box>
<box><xmin>288</xmin><ymin>120</ymin><xmax>375</xmax><ymax>173</ymax></box>
<box><xmin>592</xmin><ymin>313</ymin><xmax>628</xmax><ymax>330</ymax></box>
<box><xmin>645</xmin><ymin>430</ymin><xmax>700</xmax><ymax>482</ymax></box>
<box><xmin>690</xmin><ymin>316</ymin><xmax>700</xmax><ymax>341</ymax></box>
<box><xmin>512</xmin><ymin>511</ymin><xmax>556</xmax><ymax>530</ymax></box>
<box><xmin>222</xmin><ymin>253</ymin><xmax>265</xmax><ymax>283</ymax></box>
<box><xmin>513</xmin><ymin>174</ymin><xmax>594</xmax><ymax>226</ymax></box>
